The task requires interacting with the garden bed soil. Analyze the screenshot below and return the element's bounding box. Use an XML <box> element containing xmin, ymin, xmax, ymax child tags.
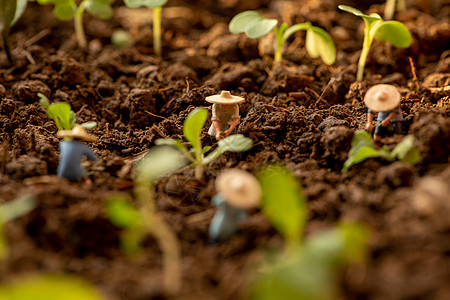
<box><xmin>0</xmin><ymin>0</ymin><xmax>450</xmax><ymax>299</ymax></box>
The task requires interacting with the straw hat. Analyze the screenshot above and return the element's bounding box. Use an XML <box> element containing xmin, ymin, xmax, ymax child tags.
<box><xmin>205</xmin><ymin>91</ymin><xmax>245</xmax><ymax>105</ymax></box>
<box><xmin>57</xmin><ymin>126</ymin><xmax>98</xmax><ymax>142</ymax></box>
<box><xmin>216</xmin><ymin>169</ymin><xmax>261</xmax><ymax>209</ymax></box>
<box><xmin>364</xmin><ymin>84</ymin><xmax>401</xmax><ymax>112</ymax></box>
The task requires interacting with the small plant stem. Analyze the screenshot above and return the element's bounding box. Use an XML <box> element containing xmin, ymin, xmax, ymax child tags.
<box><xmin>153</xmin><ymin>6</ymin><xmax>162</xmax><ymax>57</ymax></box>
<box><xmin>384</xmin><ymin>0</ymin><xmax>396</xmax><ymax>20</ymax></box>
<box><xmin>74</xmin><ymin>0</ymin><xmax>87</xmax><ymax>49</ymax></box>
<box><xmin>397</xmin><ymin>0</ymin><xmax>406</xmax><ymax>11</ymax></box>
<box><xmin>135</xmin><ymin>182</ymin><xmax>181</xmax><ymax>295</ymax></box>
<box><xmin>357</xmin><ymin>24</ymin><xmax>373</xmax><ymax>81</ymax></box>
<box><xmin>194</xmin><ymin>140</ymin><xmax>203</xmax><ymax>180</ymax></box>
<box><xmin>273</xmin><ymin>28</ymin><xmax>283</xmax><ymax>61</ymax></box>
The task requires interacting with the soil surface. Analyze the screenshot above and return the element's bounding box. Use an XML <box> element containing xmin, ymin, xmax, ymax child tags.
<box><xmin>1</xmin><ymin>0</ymin><xmax>449</xmax><ymax>299</ymax></box>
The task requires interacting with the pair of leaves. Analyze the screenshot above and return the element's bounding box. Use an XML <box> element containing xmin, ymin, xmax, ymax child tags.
<box><xmin>0</xmin><ymin>0</ymin><xmax>26</xmax><ymax>30</ymax></box>
<box><xmin>342</xmin><ymin>130</ymin><xmax>421</xmax><ymax>172</ymax></box>
<box><xmin>156</xmin><ymin>108</ymin><xmax>252</xmax><ymax>167</ymax></box>
<box><xmin>0</xmin><ymin>274</ymin><xmax>105</xmax><ymax>300</ymax></box>
<box><xmin>124</xmin><ymin>0</ymin><xmax>168</xmax><ymax>8</ymax></box>
<box><xmin>229</xmin><ymin>10</ymin><xmax>336</xmax><ymax>64</ymax></box>
<box><xmin>39</xmin><ymin>93</ymin><xmax>97</xmax><ymax>131</ymax></box>
<box><xmin>33</xmin><ymin>0</ymin><xmax>113</xmax><ymax>21</ymax></box>
<box><xmin>249</xmin><ymin>223</ymin><xmax>368</xmax><ymax>300</ymax></box>
<box><xmin>338</xmin><ymin>5</ymin><xmax>411</xmax><ymax>48</ymax></box>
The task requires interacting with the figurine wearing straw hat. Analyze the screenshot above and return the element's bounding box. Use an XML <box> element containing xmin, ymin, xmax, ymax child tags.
<box><xmin>57</xmin><ymin>126</ymin><xmax>98</xmax><ymax>181</ymax></box>
<box><xmin>209</xmin><ymin>168</ymin><xmax>261</xmax><ymax>243</ymax></box>
<box><xmin>364</xmin><ymin>84</ymin><xmax>404</xmax><ymax>144</ymax></box>
<box><xmin>205</xmin><ymin>91</ymin><xmax>245</xmax><ymax>140</ymax></box>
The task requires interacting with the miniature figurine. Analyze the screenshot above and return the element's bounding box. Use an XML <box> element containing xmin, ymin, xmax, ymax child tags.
<box><xmin>209</xmin><ymin>168</ymin><xmax>261</xmax><ymax>243</ymax></box>
<box><xmin>364</xmin><ymin>84</ymin><xmax>403</xmax><ymax>144</ymax></box>
<box><xmin>206</xmin><ymin>91</ymin><xmax>245</xmax><ymax>140</ymax></box>
<box><xmin>57</xmin><ymin>126</ymin><xmax>98</xmax><ymax>181</ymax></box>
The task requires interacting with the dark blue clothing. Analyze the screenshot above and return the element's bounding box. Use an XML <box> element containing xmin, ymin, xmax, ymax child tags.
<box><xmin>368</xmin><ymin>106</ymin><xmax>403</xmax><ymax>137</ymax></box>
<box><xmin>208</xmin><ymin>194</ymin><xmax>247</xmax><ymax>242</ymax></box>
<box><xmin>57</xmin><ymin>140</ymin><xmax>98</xmax><ymax>181</ymax></box>
<box><xmin>368</xmin><ymin>106</ymin><xmax>403</xmax><ymax>122</ymax></box>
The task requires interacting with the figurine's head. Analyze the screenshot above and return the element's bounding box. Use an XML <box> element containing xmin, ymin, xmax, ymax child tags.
<box><xmin>57</xmin><ymin>126</ymin><xmax>98</xmax><ymax>142</ymax></box>
<box><xmin>364</xmin><ymin>84</ymin><xmax>401</xmax><ymax>112</ymax></box>
<box><xmin>205</xmin><ymin>91</ymin><xmax>245</xmax><ymax>105</ymax></box>
<box><xmin>216</xmin><ymin>168</ymin><xmax>261</xmax><ymax>209</ymax></box>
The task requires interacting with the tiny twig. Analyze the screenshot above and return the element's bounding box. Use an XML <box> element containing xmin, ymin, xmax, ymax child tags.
<box><xmin>185</xmin><ymin>76</ymin><xmax>190</xmax><ymax>94</ymax></box>
<box><xmin>408</xmin><ymin>56</ymin><xmax>420</xmax><ymax>92</ymax></box>
<box><xmin>145</xmin><ymin>110</ymin><xmax>171</xmax><ymax>122</ymax></box>
<box><xmin>24</xmin><ymin>29</ymin><xmax>51</xmax><ymax>48</ymax></box>
<box><xmin>106</xmin><ymin>123</ymin><xmax>110</xmax><ymax>138</ymax></box>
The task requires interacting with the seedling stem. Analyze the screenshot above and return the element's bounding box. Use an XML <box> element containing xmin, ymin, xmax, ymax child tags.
<box><xmin>74</xmin><ymin>1</ymin><xmax>87</xmax><ymax>49</ymax></box>
<box><xmin>153</xmin><ymin>6</ymin><xmax>162</xmax><ymax>56</ymax></box>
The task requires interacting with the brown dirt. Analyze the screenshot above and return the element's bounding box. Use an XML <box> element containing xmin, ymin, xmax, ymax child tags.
<box><xmin>1</xmin><ymin>0</ymin><xmax>449</xmax><ymax>299</ymax></box>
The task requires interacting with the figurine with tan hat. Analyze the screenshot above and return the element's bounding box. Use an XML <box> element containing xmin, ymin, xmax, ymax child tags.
<box><xmin>57</xmin><ymin>126</ymin><xmax>98</xmax><ymax>181</ymax></box>
<box><xmin>206</xmin><ymin>91</ymin><xmax>245</xmax><ymax>140</ymax></box>
<box><xmin>364</xmin><ymin>84</ymin><xmax>404</xmax><ymax>144</ymax></box>
<box><xmin>209</xmin><ymin>168</ymin><xmax>261</xmax><ymax>243</ymax></box>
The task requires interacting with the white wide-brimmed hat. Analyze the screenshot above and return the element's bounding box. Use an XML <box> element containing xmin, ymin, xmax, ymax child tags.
<box><xmin>57</xmin><ymin>126</ymin><xmax>98</xmax><ymax>142</ymax></box>
<box><xmin>216</xmin><ymin>168</ymin><xmax>261</xmax><ymax>209</ymax></box>
<box><xmin>205</xmin><ymin>91</ymin><xmax>245</xmax><ymax>105</ymax></box>
<box><xmin>364</xmin><ymin>84</ymin><xmax>401</xmax><ymax>112</ymax></box>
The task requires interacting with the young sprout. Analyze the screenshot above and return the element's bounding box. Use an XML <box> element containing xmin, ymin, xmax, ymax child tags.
<box><xmin>251</xmin><ymin>165</ymin><xmax>368</xmax><ymax>299</ymax></box>
<box><xmin>342</xmin><ymin>130</ymin><xmax>420</xmax><ymax>172</ymax></box>
<box><xmin>124</xmin><ymin>0</ymin><xmax>168</xmax><ymax>57</ymax></box>
<box><xmin>338</xmin><ymin>5</ymin><xmax>411</xmax><ymax>81</ymax></box>
<box><xmin>0</xmin><ymin>274</ymin><xmax>105</xmax><ymax>299</ymax></box>
<box><xmin>39</xmin><ymin>93</ymin><xmax>97</xmax><ymax>131</ymax></box>
<box><xmin>31</xmin><ymin>0</ymin><xmax>114</xmax><ymax>48</ymax></box>
<box><xmin>384</xmin><ymin>0</ymin><xmax>406</xmax><ymax>20</ymax></box>
<box><xmin>106</xmin><ymin>146</ymin><xmax>186</xmax><ymax>295</ymax></box>
<box><xmin>156</xmin><ymin>108</ymin><xmax>253</xmax><ymax>180</ymax></box>
<box><xmin>229</xmin><ymin>10</ymin><xmax>336</xmax><ymax>64</ymax></box>
<box><xmin>0</xmin><ymin>0</ymin><xmax>27</xmax><ymax>63</ymax></box>
<box><xmin>0</xmin><ymin>195</ymin><xmax>36</xmax><ymax>260</ymax></box>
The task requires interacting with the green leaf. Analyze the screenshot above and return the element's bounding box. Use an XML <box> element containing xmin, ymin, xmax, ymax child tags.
<box><xmin>202</xmin><ymin>146</ymin><xmax>211</xmax><ymax>154</ymax></box>
<box><xmin>79</xmin><ymin>121</ymin><xmax>97</xmax><ymax>130</ymax></box>
<box><xmin>337</xmin><ymin>5</ymin><xmax>364</xmax><ymax>16</ymax></box>
<box><xmin>12</xmin><ymin>0</ymin><xmax>27</xmax><ymax>26</ymax></box>
<box><xmin>38</xmin><ymin>93</ymin><xmax>50</xmax><ymax>109</ymax></box>
<box><xmin>391</xmin><ymin>135</ymin><xmax>420</xmax><ymax>164</ymax></box>
<box><xmin>137</xmin><ymin>145</ymin><xmax>186</xmax><ymax>183</ymax></box>
<box><xmin>305</xmin><ymin>26</ymin><xmax>336</xmax><ymax>65</ymax></box>
<box><xmin>342</xmin><ymin>131</ymin><xmax>394</xmax><ymax>172</ymax></box>
<box><xmin>0</xmin><ymin>195</ymin><xmax>36</xmax><ymax>224</ymax></box>
<box><xmin>85</xmin><ymin>0</ymin><xmax>113</xmax><ymax>19</ymax></box>
<box><xmin>203</xmin><ymin>134</ymin><xmax>253</xmax><ymax>164</ymax></box>
<box><xmin>124</xmin><ymin>0</ymin><xmax>168</xmax><ymax>8</ymax></box>
<box><xmin>183</xmin><ymin>108</ymin><xmax>207</xmax><ymax>151</ymax></box>
<box><xmin>0</xmin><ymin>223</ymin><xmax>6</xmax><ymax>261</ymax></box>
<box><xmin>258</xmin><ymin>165</ymin><xmax>307</xmax><ymax>244</ymax></box>
<box><xmin>375</xmin><ymin>20</ymin><xmax>411</xmax><ymax>48</ymax></box>
<box><xmin>229</xmin><ymin>10</ymin><xmax>277</xmax><ymax>39</ymax></box>
<box><xmin>0</xmin><ymin>274</ymin><xmax>105</xmax><ymax>300</ymax></box>
<box><xmin>47</xmin><ymin>102</ymin><xmax>73</xmax><ymax>130</ymax></box>
<box><xmin>106</xmin><ymin>196</ymin><xmax>143</xmax><ymax>229</ymax></box>
<box><xmin>53</xmin><ymin>2</ymin><xmax>76</xmax><ymax>20</ymax></box>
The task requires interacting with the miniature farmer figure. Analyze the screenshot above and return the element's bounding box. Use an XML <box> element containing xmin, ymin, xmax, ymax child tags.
<box><xmin>364</xmin><ymin>84</ymin><xmax>403</xmax><ymax>144</ymax></box>
<box><xmin>57</xmin><ymin>126</ymin><xmax>98</xmax><ymax>181</ymax></box>
<box><xmin>209</xmin><ymin>168</ymin><xmax>261</xmax><ymax>243</ymax></box>
<box><xmin>206</xmin><ymin>91</ymin><xmax>245</xmax><ymax>140</ymax></box>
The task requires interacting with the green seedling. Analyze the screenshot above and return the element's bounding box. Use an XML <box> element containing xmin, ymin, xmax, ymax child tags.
<box><xmin>0</xmin><ymin>195</ymin><xmax>36</xmax><ymax>260</ymax></box>
<box><xmin>342</xmin><ymin>130</ymin><xmax>420</xmax><ymax>172</ymax></box>
<box><xmin>0</xmin><ymin>274</ymin><xmax>105</xmax><ymax>300</ymax></box>
<box><xmin>229</xmin><ymin>10</ymin><xmax>336</xmax><ymax>64</ymax></box>
<box><xmin>156</xmin><ymin>108</ymin><xmax>253</xmax><ymax>180</ymax></box>
<box><xmin>385</xmin><ymin>0</ymin><xmax>406</xmax><ymax>20</ymax></box>
<box><xmin>106</xmin><ymin>146</ymin><xmax>185</xmax><ymax>295</ymax></box>
<box><xmin>39</xmin><ymin>93</ymin><xmax>97</xmax><ymax>131</ymax></box>
<box><xmin>0</xmin><ymin>0</ymin><xmax>27</xmax><ymax>63</ymax></box>
<box><xmin>124</xmin><ymin>0</ymin><xmax>168</xmax><ymax>57</ymax></box>
<box><xmin>251</xmin><ymin>165</ymin><xmax>368</xmax><ymax>299</ymax></box>
<box><xmin>338</xmin><ymin>5</ymin><xmax>411</xmax><ymax>81</ymax></box>
<box><xmin>31</xmin><ymin>0</ymin><xmax>114</xmax><ymax>48</ymax></box>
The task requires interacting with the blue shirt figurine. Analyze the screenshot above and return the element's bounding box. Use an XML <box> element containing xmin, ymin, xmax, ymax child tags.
<box><xmin>57</xmin><ymin>126</ymin><xmax>98</xmax><ymax>181</ymax></box>
<box><xmin>364</xmin><ymin>84</ymin><xmax>403</xmax><ymax>145</ymax></box>
<box><xmin>209</xmin><ymin>168</ymin><xmax>261</xmax><ymax>244</ymax></box>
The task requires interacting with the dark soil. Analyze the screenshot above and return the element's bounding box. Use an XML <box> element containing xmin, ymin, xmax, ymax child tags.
<box><xmin>1</xmin><ymin>0</ymin><xmax>449</xmax><ymax>299</ymax></box>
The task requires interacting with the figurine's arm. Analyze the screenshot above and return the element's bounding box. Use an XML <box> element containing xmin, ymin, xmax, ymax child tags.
<box><xmin>83</xmin><ymin>144</ymin><xmax>98</xmax><ymax>161</ymax></box>
<box><xmin>224</xmin><ymin>118</ymin><xmax>239</xmax><ymax>137</ymax></box>
<box><xmin>381</xmin><ymin>112</ymin><xmax>398</xmax><ymax>127</ymax></box>
<box><xmin>365</xmin><ymin>111</ymin><xmax>374</xmax><ymax>132</ymax></box>
<box><xmin>211</xmin><ymin>104</ymin><xmax>222</xmax><ymax>140</ymax></box>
